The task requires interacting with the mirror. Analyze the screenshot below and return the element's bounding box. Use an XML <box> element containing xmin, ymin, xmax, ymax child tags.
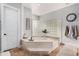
<box><xmin>66</xmin><ymin>13</ymin><xmax>77</xmax><ymax>22</ymax></box>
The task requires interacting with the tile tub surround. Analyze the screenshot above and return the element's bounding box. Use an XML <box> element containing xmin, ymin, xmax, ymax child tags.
<box><xmin>21</xmin><ymin>38</ymin><xmax>59</xmax><ymax>55</ymax></box>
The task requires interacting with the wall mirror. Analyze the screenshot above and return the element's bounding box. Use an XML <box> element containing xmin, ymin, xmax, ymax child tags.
<box><xmin>66</xmin><ymin>13</ymin><xmax>77</xmax><ymax>22</ymax></box>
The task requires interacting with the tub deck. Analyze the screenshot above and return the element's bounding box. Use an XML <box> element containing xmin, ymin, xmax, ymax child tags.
<box><xmin>21</xmin><ymin>37</ymin><xmax>59</xmax><ymax>55</ymax></box>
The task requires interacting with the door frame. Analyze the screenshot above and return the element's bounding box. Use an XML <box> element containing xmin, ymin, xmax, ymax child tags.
<box><xmin>1</xmin><ymin>4</ymin><xmax>21</xmax><ymax>52</ymax></box>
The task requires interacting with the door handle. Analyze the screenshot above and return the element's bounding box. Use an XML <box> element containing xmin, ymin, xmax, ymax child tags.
<box><xmin>4</xmin><ymin>33</ymin><xmax>7</xmax><ymax>35</ymax></box>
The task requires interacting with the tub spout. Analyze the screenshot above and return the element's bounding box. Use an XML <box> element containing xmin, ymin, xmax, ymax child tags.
<box><xmin>29</xmin><ymin>37</ymin><xmax>33</xmax><ymax>41</ymax></box>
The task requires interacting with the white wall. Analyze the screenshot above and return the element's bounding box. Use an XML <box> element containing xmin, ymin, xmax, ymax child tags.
<box><xmin>0</xmin><ymin>4</ymin><xmax>1</xmax><ymax>51</ymax></box>
<box><xmin>32</xmin><ymin>15</ymin><xmax>40</xmax><ymax>36</ymax></box>
<box><xmin>22</xmin><ymin>3</ymin><xmax>31</xmax><ymax>9</ymax></box>
<box><xmin>6</xmin><ymin>3</ymin><xmax>21</xmax><ymax>9</ymax></box>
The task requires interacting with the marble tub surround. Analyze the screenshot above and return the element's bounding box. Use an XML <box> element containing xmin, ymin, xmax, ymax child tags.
<box><xmin>21</xmin><ymin>37</ymin><xmax>59</xmax><ymax>49</ymax></box>
<box><xmin>23</xmin><ymin>36</ymin><xmax>59</xmax><ymax>40</ymax></box>
<box><xmin>32</xmin><ymin>36</ymin><xmax>59</xmax><ymax>39</ymax></box>
<box><xmin>21</xmin><ymin>37</ymin><xmax>59</xmax><ymax>56</ymax></box>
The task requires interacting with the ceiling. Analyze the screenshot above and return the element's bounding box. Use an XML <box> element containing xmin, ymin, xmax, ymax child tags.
<box><xmin>23</xmin><ymin>3</ymin><xmax>74</xmax><ymax>15</ymax></box>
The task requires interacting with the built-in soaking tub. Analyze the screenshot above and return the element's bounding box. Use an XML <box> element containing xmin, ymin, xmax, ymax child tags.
<box><xmin>21</xmin><ymin>37</ymin><xmax>59</xmax><ymax>56</ymax></box>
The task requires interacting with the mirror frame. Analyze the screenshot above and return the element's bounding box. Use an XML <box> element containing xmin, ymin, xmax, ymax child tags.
<box><xmin>66</xmin><ymin>13</ymin><xmax>77</xmax><ymax>22</ymax></box>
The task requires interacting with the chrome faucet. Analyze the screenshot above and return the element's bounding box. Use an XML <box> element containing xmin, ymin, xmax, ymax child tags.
<box><xmin>29</xmin><ymin>37</ymin><xmax>33</xmax><ymax>41</ymax></box>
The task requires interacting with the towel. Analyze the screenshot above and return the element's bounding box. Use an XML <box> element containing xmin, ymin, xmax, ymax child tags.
<box><xmin>67</xmin><ymin>25</ymin><xmax>74</xmax><ymax>39</ymax></box>
<box><xmin>65</xmin><ymin>26</ymin><xmax>69</xmax><ymax>37</ymax></box>
<box><xmin>72</xmin><ymin>25</ymin><xmax>78</xmax><ymax>40</ymax></box>
<box><xmin>65</xmin><ymin>25</ymin><xmax>78</xmax><ymax>40</ymax></box>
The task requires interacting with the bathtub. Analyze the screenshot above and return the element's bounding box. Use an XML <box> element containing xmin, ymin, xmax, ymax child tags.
<box><xmin>21</xmin><ymin>37</ymin><xmax>59</xmax><ymax>55</ymax></box>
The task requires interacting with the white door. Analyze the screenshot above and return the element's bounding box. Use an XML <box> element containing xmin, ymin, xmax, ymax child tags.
<box><xmin>1</xmin><ymin>4</ymin><xmax>19</xmax><ymax>51</ymax></box>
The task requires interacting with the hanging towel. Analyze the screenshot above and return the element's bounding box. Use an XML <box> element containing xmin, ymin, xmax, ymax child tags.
<box><xmin>73</xmin><ymin>25</ymin><xmax>78</xmax><ymax>40</ymax></box>
<box><xmin>67</xmin><ymin>25</ymin><xmax>74</xmax><ymax>39</ymax></box>
<box><xmin>65</xmin><ymin>26</ymin><xmax>69</xmax><ymax>37</ymax></box>
<box><xmin>65</xmin><ymin>25</ymin><xmax>78</xmax><ymax>40</ymax></box>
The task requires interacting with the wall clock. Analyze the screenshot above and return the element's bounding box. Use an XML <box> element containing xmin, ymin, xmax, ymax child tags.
<box><xmin>66</xmin><ymin>13</ymin><xmax>77</xmax><ymax>22</ymax></box>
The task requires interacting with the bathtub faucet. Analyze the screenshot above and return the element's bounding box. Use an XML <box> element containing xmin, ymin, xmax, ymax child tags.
<box><xmin>29</xmin><ymin>37</ymin><xmax>33</xmax><ymax>41</ymax></box>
